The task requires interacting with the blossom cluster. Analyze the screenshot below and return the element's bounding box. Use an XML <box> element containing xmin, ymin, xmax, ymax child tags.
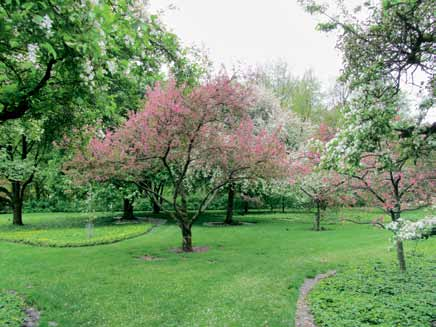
<box><xmin>386</xmin><ymin>217</ymin><xmax>436</xmax><ymax>241</ymax></box>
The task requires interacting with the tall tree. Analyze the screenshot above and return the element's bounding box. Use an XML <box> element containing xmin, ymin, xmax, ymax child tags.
<box><xmin>0</xmin><ymin>0</ymin><xmax>192</xmax><ymax>123</ymax></box>
<box><xmin>0</xmin><ymin>0</ymin><xmax>199</xmax><ymax>223</ymax></box>
<box><xmin>300</xmin><ymin>0</ymin><xmax>436</xmax><ymax>137</ymax></box>
<box><xmin>0</xmin><ymin>119</ymin><xmax>43</xmax><ymax>224</ymax></box>
<box><xmin>69</xmin><ymin>77</ymin><xmax>287</xmax><ymax>251</ymax></box>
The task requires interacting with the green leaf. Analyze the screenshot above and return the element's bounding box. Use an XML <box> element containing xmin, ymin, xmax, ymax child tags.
<box><xmin>41</xmin><ymin>43</ymin><xmax>57</xmax><ymax>59</ymax></box>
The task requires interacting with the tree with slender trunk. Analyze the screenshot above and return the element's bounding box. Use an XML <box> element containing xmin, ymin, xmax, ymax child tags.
<box><xmin>224</xmin><ymin>184</ymin><xmax>235</xmax><ymax>224</ymax></box>
<box><xmin>69</xmin><ymin>77</ymin><xmax>287</xmax><ymax>251</ymax></box>
<box><xmin>0</xmin><ymin>121</ymin><xmax>43</xmax><ymax>225</ymax></box>
<box><xmin>290</xmin><ymin>124</ymin><xmax>347</xmax><ymax>231</ymax></box>
<box><xmin>349</xmin><ymin>151</ymin><xmax>436</xmax><ymax>272</ymax></box>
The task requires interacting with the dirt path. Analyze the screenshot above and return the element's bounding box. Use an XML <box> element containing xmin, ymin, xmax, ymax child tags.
<box><xmin>295</xmin><ymin>270</ymin><xmax>336</xmax><ymax>327</ymax></box>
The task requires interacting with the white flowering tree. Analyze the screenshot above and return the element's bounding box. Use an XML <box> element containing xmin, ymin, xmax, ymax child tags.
<box><xmin>222</xmin><ymin>84</ymin><xmax>310</xmax><ymax>224</ymax></box>
<box><xmin>0</xmin><ymin>0</ymin><xmax>196</xmax><ymax>123</ymax></box>
<box><xmin>0</xmin><ymin>0</ymin><xmax>199</xmax><ymax>224</ymax></box>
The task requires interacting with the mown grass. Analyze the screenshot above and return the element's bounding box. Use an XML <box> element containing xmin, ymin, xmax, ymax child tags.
<box><xmin>0</xmin><ymin>207</ymin><xmax>434</xmax><ymax>326</ymax></box>
<box><xmin>0</xmin><ymin>212</ymin><xmax>153</xmax><ymax>247</ymax></box>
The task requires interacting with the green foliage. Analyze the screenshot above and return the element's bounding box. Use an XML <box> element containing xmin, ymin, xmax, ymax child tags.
<box><xmin>0</xmin><ymin>212</ymin><xmax>153</xmax><ymax>247</ymax></box>
<box><xmin>0</xmin><ymin>291</ymin><xmax>26</xmax><ymax>327</ymax></box>
<box><xmin>0</xmin><ymin>0</ymin><xmax>196</xmax><ymax>123</ymax></box>
<box><xmin>309</xmin><ymin>258</ymin><xmax>436</xmax><ymax>327</ymax></box>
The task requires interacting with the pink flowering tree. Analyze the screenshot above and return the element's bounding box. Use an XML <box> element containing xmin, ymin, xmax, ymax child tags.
<box><xmin>211</xmin><ymin>120</ymin><xmax>288</xmax><ymax>224</ymax></box>
<box><xmin>70</xmin><ymin>76</ymin><xmax>287</xmax><ymax>251</ymax></box>
<box><xmin>349</xmin><ymin>147</ymin><xmax>436</xmax><ymax>271</ymax></box>
<box><xmin>290</xmin><ymin>124</ymin><xmax>348</xmax><ymax>231</ymax></box>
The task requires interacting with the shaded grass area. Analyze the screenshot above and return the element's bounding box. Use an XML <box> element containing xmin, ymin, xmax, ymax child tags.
<box><xmin>0</xmin><ymin>212</ymin><xmax>153</xmax><ymax>247</ymax></box>
<box><xmin>309</xmin><ymin>256</ymin><xmax>436</xmax><ymax>327</ymax></box>
<box><xmin>0</xmin><ymin>208</ymin><xmax>434</xmax><ymax>326</ymax></box>
<box><xmin>0</xmin><ymin>291</ymin><xmax>26</xmax><ymax>326</ymax></box>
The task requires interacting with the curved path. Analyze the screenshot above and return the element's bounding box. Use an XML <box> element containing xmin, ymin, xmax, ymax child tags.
<box><xmin>295</xmin><ymin>270</ymin><xmax>336</xmax><ymax>327</ymax></box>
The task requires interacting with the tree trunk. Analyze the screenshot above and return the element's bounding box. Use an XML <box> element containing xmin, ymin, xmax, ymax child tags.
<box><xmin>122</xmin><ymin>198</ymin><xmax>135</xmax><ymax>220</ymax></box>
<box><xmin>314</xmin><ymin>200</ymin><xmax>321</xmax><ymax>231</ymax></box>
<box><xmin>396</xmin><ymin>239</ymin><xmax>407</xmax><ymax>272</ymax></box>
<box><xmin>34</xmin><ymin>182</ymin><xmax>42</xmax><ymax>201</ymax></box>
<box><xmin>150</xmin><ymin>183</ymin><xmax>164</xmax><ymax>214</ymax></box>
<box><xmin>224</xmin><ymin>184</ymin><xmax>235</xmax><ymax>224</ymax></box>
<box><xmin>391</xmin><ymin>208</ymin><xmax>406</xmax><ymax>272</ymax></box>
<box><xmin>281</xmin><ymin>196</ymin><xmax>285</xmax><ymax>213</ymax></box>
<box><xmin>152</xmin><ymin>199</ymin><xmax>161</xmax><ymax>214</ymax></box>
<box><xmin>243</xmin><ymin>201</ymin><xmax>249</xmax><ymax>214</ymax></box>
<box><xmin>12</xmin><ymin>181</ymin><xmax>23</xmax><ymax>225</ymax></box>
<box><xmin>181</xmin><ymin>223</ymin><xmax>193</xmax><ymax>252</ymax></box>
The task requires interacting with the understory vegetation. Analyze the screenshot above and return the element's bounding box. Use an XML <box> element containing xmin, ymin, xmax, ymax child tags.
<box><xmin>309</xmin><ymin>257</ymin><xmax>436</xmax><ymax>327</ymax></box>
<box><xmin>0</xmin><ymin>213</ymin><xmax>153</xmax><ymax>247</ymax></box>
<box><xmin>0</xmin><ymin>291</ymin><xmax>26</xmax><ymax>327</ymax></box>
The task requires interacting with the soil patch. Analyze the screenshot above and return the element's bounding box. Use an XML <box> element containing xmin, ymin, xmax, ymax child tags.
<box><xmin>203</xmin><ymin>221</ymin><xmax>255</xmax><ymax>227</ymax></box>
<box><xmin>137</xmin><ymin>255</ymin><xmax>162</xmax><ymax>261</ymax></box>
<box><xmin>295</xmin><ymin>270</ymin><xmax>336</xmax><ymax>327</ymax></box>
<box><xmin>170</xmin><ymin>246</ymin><xmax>209</xmax><ymax>253</ymax></box>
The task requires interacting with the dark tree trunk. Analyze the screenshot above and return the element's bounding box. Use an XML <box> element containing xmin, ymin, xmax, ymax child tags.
<box><xmin>12</xmin><ymin>181</ymin><xmax>23</xmax><ymax>225</ymax></box>
<box><xmin>181</xmin><ymin>223</ymin><xmax>193</xmax><ymax>252</ymax></box>
<box><xmin>152</xmin><ymin>199</ymin><xmax>161</xmax><ymax>214</ymax></box>
<box><xmin>243</xmin><ymin>201</ymin><xmax>249</xmax><ymax>214</ymax></box>
<box><xmin>10</xmin><ymin>136</ymin><xmax>30</xmax><ymax>226</ymax></box>
<box><xmin>122</xmin><ymin>198</ymin><xmax>135</xmax><ymax>220</ymax></box>
<box><xmin>281</xmin><ymin>196</ymin><xmax>285</xmax><ymax>213</ymax></box>
<box><xmin>150</xmin><ymin>183</ymin><xmax>164</xmax><ymax>214</ymax></box>
<box><xmin>314</xmin><ymin>200</ymin><xmax>321</xmax><ymax>231</ymax></box>
<box><xmin>224</xmin><ymin>184</ymin><xmax>235</xmax><ymax>224</ymax></box>
<box><xmin>270</xmin><ymin>203</ymin><xmax>274</xmax><ymax>212</ymax></box>
<box><xmin>34</xmin><ymin>182</ymin><xmax>43</xmax><ymax>201</ymax></box>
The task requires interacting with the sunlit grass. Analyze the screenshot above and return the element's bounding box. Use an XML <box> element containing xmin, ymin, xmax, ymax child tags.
<box><xmin>0</xmin><ymin>212</ymin><xmax>153</xmax><ymax>247</ymax></box>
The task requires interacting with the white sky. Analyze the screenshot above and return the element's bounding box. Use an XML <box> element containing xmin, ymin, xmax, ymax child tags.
<box><xmin>149</xmin><ymin>0</ymin><xmax>342</xmax><ymax>86</ymax></box>
<box><xmin>149</xmin><ymin>0</ymin><xmax>435</xmax><ymax>122</ymax></box>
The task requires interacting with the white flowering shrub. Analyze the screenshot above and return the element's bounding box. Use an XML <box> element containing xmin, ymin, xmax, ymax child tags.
<box><xmin>386</xmin><ymin>217</ymin><xmax>436</xmax><ymax>241</ymax></box>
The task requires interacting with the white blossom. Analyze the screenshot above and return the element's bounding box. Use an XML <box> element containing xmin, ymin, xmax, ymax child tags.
<box><xmin>386</xmin><ymin>217</ymin><xmax>436</xmax><ymax>241</ymax></box>
<box><xmin>39</xmin><ymin>15</ymin><xmax>53</xmax><ymax>36</ymax></box>
<box><xmin>106</xmin><ymin>60</ymin><xmax>117</xmax><ymax>74</ymax></box>
<box><xmin>27</xmin><ymin>43</ymin><xmax>39</xmax><ymax>64</ymax></box>
<box><xmin>128</xmin><ymin>0</ymin><xmax>150</xmax><ymax>22</ymax></box>
<box><xmin>124</xmin><ymin>35</ymin><xmax>134</xmax><ymax>47</ymax></box>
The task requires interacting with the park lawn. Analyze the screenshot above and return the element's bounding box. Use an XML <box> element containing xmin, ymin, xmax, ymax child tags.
<box><xmin>0</xmin><ymin>212</ymin><xmax>153</xmax><ymax>247</ymax></box>
<box><xmin>0</xmin><ymin>208</ymin><xmax>435</xmax><ymax>326</ymax></box>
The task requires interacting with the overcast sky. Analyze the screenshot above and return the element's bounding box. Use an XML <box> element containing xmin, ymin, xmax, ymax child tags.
<box><xmin>149</xmin><ymin>0</ymin><xmax>342</xmax><ymax>86</ymax></box>
<box><xmin>149</xmin><ymin>0</ymin><xmax>435</xmax><ymax>122</ymax></box>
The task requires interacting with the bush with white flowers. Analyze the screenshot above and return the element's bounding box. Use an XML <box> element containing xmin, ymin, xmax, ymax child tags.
<box><xmin>386</xmin><ymin>217</ymin><xmax>436</xmax><ymax>241</ymax></box>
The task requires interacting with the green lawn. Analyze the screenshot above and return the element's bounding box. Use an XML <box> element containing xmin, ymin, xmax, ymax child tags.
<box><xmin>0</xmin><ymin>208</ymin><xmax>434</xmax><ymax>326</ymax></box>
<box><xmin>0</xmin><ymin>212</ymin><xmax>153</xmax><ymax>247</ymax></box>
